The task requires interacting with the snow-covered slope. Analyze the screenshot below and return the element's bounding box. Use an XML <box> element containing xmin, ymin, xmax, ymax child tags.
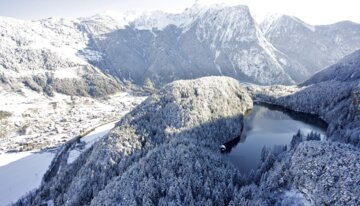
<box><xmin>89</xmin><ymin>4</ymin><xmax>295</xmax><ymax>86</ymax></box>
<box><xmin>0</xmin><ymin>16</ymin><xmax>122</xmax><ymax>97</ymax></box>
<box><xmin>302</xmin><ymin>49</ymin><xmax>360</xmax><ymax>85</ymax></box>
<box><xmin>261</xmin><ymin>15</ymin><xmax>360</xmax><ymax>81</ymax></box>
<box><xmin>230</xmin><ymin>139</ymin><xmax>360</xmax><ymax>205</ymax></box>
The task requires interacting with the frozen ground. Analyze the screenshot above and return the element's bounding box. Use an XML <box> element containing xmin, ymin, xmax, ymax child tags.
<box><xmin>0</xmin><ymin>152</ymin><xmax>32</xmax><ymax>167</ymax></box>
<box><xmin>0</xmin><ymin>88</ymin><xmax>146</xmax><ymax>153</ymax></box>
<box><xmin>0</xmin><ymin>152</ymin><xmax>55</xmax><ymax>206</ymax></box>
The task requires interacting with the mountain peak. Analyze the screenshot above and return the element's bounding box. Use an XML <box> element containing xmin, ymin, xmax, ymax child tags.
<box><xmin>193</xmin><ymin>0</ymin><xmax>244</xmax><ymax>7</ymax></box>
<box><xmin>261</xmin><ymin>14</ymin><xmax>315</xmax><ymax>34</ymax></box>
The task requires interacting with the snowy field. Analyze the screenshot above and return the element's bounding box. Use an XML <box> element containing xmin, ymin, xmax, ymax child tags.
<box><xmin>0</xmin><ymin>152</ymin><xmax>55</xmax><ymax>206</ymax></box>
<box><xmin>0</xmin><ymin>117</ymin><xmax>125</xmax><ymax>206</ymax></box>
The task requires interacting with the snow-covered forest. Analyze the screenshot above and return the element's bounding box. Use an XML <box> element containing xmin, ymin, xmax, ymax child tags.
<box><xmin>14</xmin><ymin>75</ymin><xmax>360</xmax><ymax>206</ymax></box>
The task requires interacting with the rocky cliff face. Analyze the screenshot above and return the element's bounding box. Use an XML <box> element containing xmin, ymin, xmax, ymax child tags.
<box><xmin>87</xmin><ymin>4</ymin><xmax>295</xmax><ymax>86</ymax></box>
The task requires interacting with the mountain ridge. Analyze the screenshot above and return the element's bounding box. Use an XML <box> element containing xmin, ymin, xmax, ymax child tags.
<box><xmin>261</xmin><ymin>14</ymin><xmax>360</xmax><ymax>79</ymax></box>
<box><xmin>1</xmin><ymin>3</ymin><xmax>360</xmax><ymax>93</ymax></box>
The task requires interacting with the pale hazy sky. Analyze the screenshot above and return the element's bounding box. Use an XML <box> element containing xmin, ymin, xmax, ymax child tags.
<box><xmin>0</xmin><ymin>0</ymin><xmax>359</xmax><ymax>25</ymax></box>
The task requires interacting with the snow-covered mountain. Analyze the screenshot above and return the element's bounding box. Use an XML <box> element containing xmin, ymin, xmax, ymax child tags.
<box><xmin>261</xmin><ymin>15</ymin><xmax>360</xmax><ymax>81</ymax></box>
<box><xmin>0</xmin><ymin>3</ymin><xmax>300</xmax><ymax>92</ymax></box>
<box><xmin>1</xmin><ymin>2</ymin><xmax>360</xmax><ymax>94</ymax></box>
<box><xmin>87</xmin><ymin>4</ymin><xmax>295</xmax><ymax>86</ymax></box>
<box><xmin>0</xmin><ymin>16</ymin><xmax>122</xmax><ymax>97</ymax></box>
<box><xmin>82</xmin><ymin>4</ymin><xmax>360</xmax><ymax>86</ymax></box>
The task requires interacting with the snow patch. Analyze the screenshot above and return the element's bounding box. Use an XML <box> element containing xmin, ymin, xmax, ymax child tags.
<box><xmin>277</xmin><ymin>190</ymin><xmax>312</xmax><ymax>206</ymax></box>
<box><xmin>67</xmin><ymin>150</ymin><xmax>81</xmax><ymax>165</ymax></box>
<box><xmin>67</xmin><ymin>121</ymin><xmax>116</xmax><ymax>164</ymax></box>
<box><xmin>54</xmin><ymin>67</ymin><xmax>80</xmax><ymax>79</ymax></box>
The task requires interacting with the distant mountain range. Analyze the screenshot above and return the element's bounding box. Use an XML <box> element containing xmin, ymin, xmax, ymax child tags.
<box><xmin>1</xmin><ymin>2</ymin><xmax>360</xmax><ymax>94</ymax></box>
<box><xmin>261</xmin><ymin>14</ymin><xmax>360</xmax><ymax>82</ymax></box>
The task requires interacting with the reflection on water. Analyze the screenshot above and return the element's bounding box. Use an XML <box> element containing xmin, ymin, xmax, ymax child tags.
<box><xmin>226</xmin><ymin>103</ymin><xmax>327</xmax><ymax>175</ymax></box>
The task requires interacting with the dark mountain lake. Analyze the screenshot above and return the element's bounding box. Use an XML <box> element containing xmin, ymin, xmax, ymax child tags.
<box><xmin>225</xmin><ymin>103</ymin><xmax>328</xmax><ymax>175</ymax></box>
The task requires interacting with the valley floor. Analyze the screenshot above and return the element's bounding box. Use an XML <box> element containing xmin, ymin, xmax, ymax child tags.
<box><xmin>0</xmin><ymin>91</ymin><xmax>146</xmax><ymax>205</ymax></box>
<box><xmin>0</xmin><ymin>89</ymin><xmax>146</xmax><ymax>154</ymax></box>
<box><xmin>0</xmin><ymin>121</ymin><xmax>118</xmax><ymax>206</ymax></box>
